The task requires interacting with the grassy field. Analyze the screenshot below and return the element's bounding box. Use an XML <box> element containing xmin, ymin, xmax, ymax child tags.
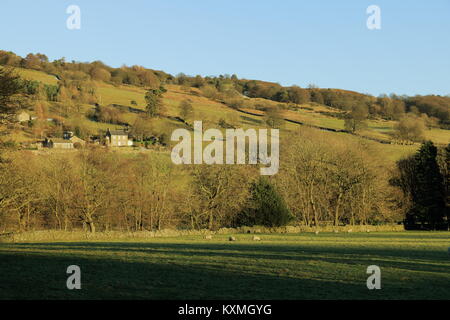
<box><xmin>0</xmin><ymin>232</ymin><xmax>449</xmax><ymax>300</ymax></box>
<box><xmin>13</xmin><ymin>67</ymin><xmax>59</xmax><ymax>85</ymax></box>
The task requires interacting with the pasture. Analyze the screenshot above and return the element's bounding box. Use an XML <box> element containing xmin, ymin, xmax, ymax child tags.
<box><xmin>0</xmin><ymin>232</ymin><xmax>449</xmax><ymax>300</ymax></box>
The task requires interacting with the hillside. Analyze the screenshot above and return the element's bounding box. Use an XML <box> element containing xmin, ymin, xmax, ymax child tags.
<box><xmin>0</xmin><ymin>67</ymin><xmax>418</xmax><ymax>161</ymax></box>
<box><xmin>0</xmin><ymin>53</ymin><xmax>448</xmax><ymax>163</ymax></box>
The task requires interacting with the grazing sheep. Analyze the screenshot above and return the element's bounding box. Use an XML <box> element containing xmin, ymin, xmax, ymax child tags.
<box><xmin>315</xmin><ymin>231</ymin><xmax>320</xmax><ymax>235</ymax></box>
<box><xmin>253</xmin><ymin>236</ymin><xmax>261</xmax><ymax>241</ymax></box>
<box><xmin>229</xmin><ymin>236</ymin><xmax>236</xmax><ymax>242</ymax></box>
<box><xmin>347</xmin><ymin>229</ymin><xmax>353</xmax><ymax>233</ymax></box>
<box><xmin>334</xmin><ymin>230</ymin><xmax>339</xmax><ymax>233</ymax></box>
<box><xmin>366</xmin><ymin>229</ymin><xmax>371</xmax><ymax>233</ymax></box>
<box><xmin>204</xmin><ymin>235</ymin><xmax>212</xmax><ymax>240</ymax></box>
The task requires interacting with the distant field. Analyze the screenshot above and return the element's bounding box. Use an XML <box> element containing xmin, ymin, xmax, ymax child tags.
<box><xmin>0</xmin><ymin>232</ymin><xmax>449</xmax><ymax>300</ymax></box>
<box><xmin>13</xmin><ymin>67</ymin><xmax>59</xmax><ymax>85</ymax></box>
<box><xmin>424</xmin><ymin>128</ymin><xmax>450</xmax><ymax>145</ymax></box>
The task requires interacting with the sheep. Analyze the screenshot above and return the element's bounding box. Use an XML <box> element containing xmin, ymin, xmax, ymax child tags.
<box><xmin>229</xmin><ymin>236</ymin><xmax>236</xmax><ymax>242</ymax></box>
<box><xmin>204</xmin><ymin>235</ymin><xmax>213</xmax><ymax>240</ymax></box>
<box><xmin>315</xmin><ymin>231</ymin><xmax>320</xmax><ymax>235</ymax></box>
<box><xmin>253</xmin><ymin>236</ymin><xmax>261</xmax><ymax>241</ymax></box>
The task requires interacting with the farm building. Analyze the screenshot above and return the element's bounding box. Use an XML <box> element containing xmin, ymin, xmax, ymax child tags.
<box><xmin>44</xmin><ymin>138</ymin><xmax>74</xmax><ymax>149</ymax></box>
<box><xmin>106</xmin><ymin>129</ymin><xmax>132</xmax><ymax>147</ymax></box>
<box><xmin>63</xmin><ymin>131</ymin><xmax>86</xmax><ymax>147</ymax></box>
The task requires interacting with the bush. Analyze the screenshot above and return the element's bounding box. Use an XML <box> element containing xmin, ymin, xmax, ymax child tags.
<box><xmin>395</xmin><ymin>113</ymin><xmax>425</xmax><ymax>142</ymax></box>
<box><xmin>236</xmin><ymin>177</ymin><xmax>292</xmax><ymax>227</ymax></box>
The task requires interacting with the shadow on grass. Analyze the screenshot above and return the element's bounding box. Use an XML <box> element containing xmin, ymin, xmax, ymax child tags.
<box><xmin>0</xmin><ymin>250</ymin><xmax>369</xmax><ymax>300</ymax></box>
<box><xmin>0</xmin><ymin>241</ymin><xmax>449</xmax><ymax>300</ymax></box>
<box><xmin>240</xmin><ymin>115</ymin><xmax>263</xmax><ymax>125</ymax></box>
<box><xmin>10</xmin><ymin>241</ymin><xmax>450</xmax><ymax>272</ymax></box>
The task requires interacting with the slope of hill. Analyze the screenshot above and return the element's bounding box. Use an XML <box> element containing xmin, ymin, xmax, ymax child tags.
<box><xmin>2</xmin><ymin>63</ymin><xmax>448</xmax><ymax>163</ymax></box>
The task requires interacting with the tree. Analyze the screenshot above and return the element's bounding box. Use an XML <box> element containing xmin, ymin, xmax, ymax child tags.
<box><xmin>42</xmin><ymin>155</ymin><xmax>77</xmax><ymax>230</ymax></box>
<box><xmin>136</xmin><ymin>69</ymin><xmax>160</xmax><ymax>88</ymax></box>
<box><xmin>264</xmin><ymin>106</ymin><xmax>284</xmax><ymax>128</ymax></box>
<box><xmin>192</xmin><ymin>165</ymin><xmax>251</xmax><ymax>230</ymax></box>
<box><xmin>130</xmin><ymin>116</ymin><xmax>153</xmax><ymax>142</ymax></box>
<box><xmin>201</xmin><ymin>85</ymin><xmax>220</xmax><ymax>100</ymax></box>
<box><xmin>327</xmin><ymin>150</ymin><xmax>369</xmax><ymax>226</ymax></box>
<box><xmin>310</xmin><ymin>90</ymin><xmax>324</xmax><ymax>104</ymax></box>
<box><xmin>145</xmin><ymin>85</ymin><xmax>167</xmax><ymax>117</ymax></box>
<box><xmin>72</xmin><ymin>149</ymin><xmax>116</xmax><ymax>233</ymax></box>
<box><xmin>179</xmin><ymin>100</ymin><xmax>194</xmax><ymax>122</ymax></box>
<box><xmin>124</xmin><ymin>154</ymin><xmax>174</xmax><ymax>231</ymax></box>
<box><xmin>277</xmin><ymin>132</ymin><xmax>330</xmax><ymax>227</ymax></box>
<box><xmin>192</xmin><ymin>165</ymin><xmax>231</xmax><ymax>230</ymax></box>
<box><xmin>395</xmin><ymin>113</ymin><xmax>425</xmax><ymax>142</ymax></box>
<box><xmin>23</xmin><ymin>53</ymin><xmax>42</xmax><ymax>70</ymax></box>
<box><xmin>90</xmin><ymin>67</ymin><xmax>111</xmax><ymax>82</ymax></box>
<box><xmin>277</xmin><ymin>129</ymin><xmax>393</xmax><ymax>227</ymax></box>
<box><xmin>344</xmin><ymin>105</ymin><xmax>368</xmax><ymax>133</ymax></box>
<box><xmin>442</xmin><ymin>144</ymin><xmax>450</xmax><ymax>224</ymax></box>
<box><xmin>392</xmin><ymin>141</ymin><xmax>446</xmax><ymax>230</ymax></box>
<box><xmin>0</xmin><ymin>67</ymin><xmax>24</xmax><ymax>117</ymax></box>
<box><xmin>192</xmin><ymin>75</ymin><xmax>204</xmax><ymax>88</ymax></box>
<box><xmin>240</xmin><ymin>177</ymin><xmax>292</xmax><ymax>227</ymax></box>
<box><xmin>0</xmin><ymin>154</ymin><xmax>43</xmax><ymax>231</ymax></box>
<box><xmin>288</xmin><ymin>86</ymin><xmax>310</xmax><ymax>104</ymax></box>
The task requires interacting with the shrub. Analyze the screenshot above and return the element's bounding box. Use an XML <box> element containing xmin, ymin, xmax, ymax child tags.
<box><xmin>395</xmin><ymin>113</ymin><xmax>425</xmax><ymax>142</ymax></box>
<box><xmin>237</xmin><ymin>177</ymin><xmax>292</xmax><ymax>227</ymax></box>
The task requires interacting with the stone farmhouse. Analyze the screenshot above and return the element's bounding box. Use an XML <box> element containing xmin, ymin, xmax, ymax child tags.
<box><xmin>106</xmin><ymin>129</ymin><xmax>133</xmax><ymax>147</ymax></box>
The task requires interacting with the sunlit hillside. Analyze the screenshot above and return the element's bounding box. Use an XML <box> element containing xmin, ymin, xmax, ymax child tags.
<box><xmin>3</xmin><ymin>65</ymin><xmax>448</xmax><ymax>163</ymax></box>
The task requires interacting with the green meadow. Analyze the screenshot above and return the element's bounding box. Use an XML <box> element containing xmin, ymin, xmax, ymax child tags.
<box><xmin>1</xmin><ymin>232</ymin><xmax>449</xmax><ymax>300</ymax></box>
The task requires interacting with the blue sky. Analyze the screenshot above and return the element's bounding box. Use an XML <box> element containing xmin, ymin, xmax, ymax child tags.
<box><xmin>1</xmin><ymin>0</ymin><xmax>449</xmax><ymax>96</ymax></box>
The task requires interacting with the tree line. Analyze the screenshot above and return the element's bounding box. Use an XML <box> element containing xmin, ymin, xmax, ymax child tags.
<box><xmin>1</xmin><ymin>128</ymin><xmax>447</xmax><ymax>233</ymax></box>
<box><xmin>172</xmin><ymin>73</ymin><xmax>450</xmax><ymax>128</ymax></box>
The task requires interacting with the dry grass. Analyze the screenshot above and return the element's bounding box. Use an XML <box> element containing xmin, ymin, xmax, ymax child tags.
<box><xmin>1</xmin><ymin>225</ymin><xmax>405</xmax><ymax>243</ymax></box>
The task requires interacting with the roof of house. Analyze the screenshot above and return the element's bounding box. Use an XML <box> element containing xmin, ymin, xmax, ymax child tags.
<box><xmin>108</xmin><ymin>129</ymin><xmax>129</xmax><ymax>136</ymax></box>
<box><xmin>49</xmin><ymin>138</ymin><xmax>73</xmax><ymax>144</ymax></box>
